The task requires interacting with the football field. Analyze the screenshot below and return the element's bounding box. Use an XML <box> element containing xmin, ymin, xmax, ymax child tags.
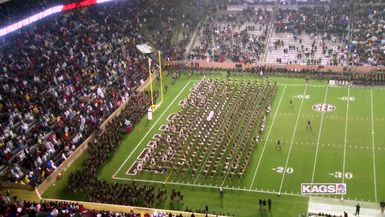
<box><xmin>247</xmin><ymin>81</ymin><xmax>385</xmax><ymax>202</ymax></box>
<box><xmin>44</xmin><ymin>72</ymin><xmax>385</xmax><ymax>216</ymax></box>
<box><xmin>110</xmin><ymin>72</ymin><xmax>385</xmax><ymax>205</ymax></box>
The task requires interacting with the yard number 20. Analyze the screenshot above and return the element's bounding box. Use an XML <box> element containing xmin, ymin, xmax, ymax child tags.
<box><xmin>276</xmin><ymin>167</ymin><xmax>294</xmax><ymax>174</ymax></box>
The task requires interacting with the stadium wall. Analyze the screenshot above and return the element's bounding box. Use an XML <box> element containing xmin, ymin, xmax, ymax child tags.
<box><xmin>0</xmin><ymin>181</ymin><xmax>34</xmax><ymax>190</ymax></box>
<box><xmin>168</xmin><ymin>61</ymin><xmax>385</xmax><ymax>73</ymax></box>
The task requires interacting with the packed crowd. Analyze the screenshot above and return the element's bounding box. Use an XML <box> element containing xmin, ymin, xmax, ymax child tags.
<box><xmin>0</xmin><ymin>196</ymin><xmax>140</xmax><ymax>217</ymax></box>
<box><xmin>351</xmin><ymin>5</ymin><xmax>385</xmax><ymax>66</ymax></box>
<box><xmin>0</xmin><ymin>193</ymin><xmax>200</xmax><ymax>217</ymax></box>
<box><xmin>275</xmin><ymin>6</ymin><xmax>349</xmax><ymax>36</ymax></box>
<box><xmin>190</xmin><ymin>7</ymin><xmax>271</xmax><ymax>63</ymax></box>
<box><xmin>0</xmin><ymin>0</ymin><xmax>154</xmax><ymax>186</ymax></box>
<box><xmin>267</xmin><ymin>6</ymin><xmax>349</xmax><ymax>65</ymax></box>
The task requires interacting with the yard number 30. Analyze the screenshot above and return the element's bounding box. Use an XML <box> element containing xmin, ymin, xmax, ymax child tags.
<box><xmin>333</xmin><ymin>171</ymin><xmax>353</xmax><ymax>179</ymax></box>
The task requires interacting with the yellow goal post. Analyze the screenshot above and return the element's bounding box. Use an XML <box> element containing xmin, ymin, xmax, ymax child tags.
<box><xmin>147</xmin><ymin>50</ymin><xmax>164</xmax><ymax>111</ymax></box>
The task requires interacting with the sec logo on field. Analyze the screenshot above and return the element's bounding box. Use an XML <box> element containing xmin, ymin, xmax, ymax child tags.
<box><xmin>312</xmin><ymin>103</ymin><xmax>336</xmax><ymax>112</ymax></box>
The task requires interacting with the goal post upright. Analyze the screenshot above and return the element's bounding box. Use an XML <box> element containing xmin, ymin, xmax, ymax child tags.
<box><xmin>158</xmin><ymin>50</ymin><xmax>164</xmax><ymax>104</ymax></box>
<box><xmin>148</xmin><ymin>57</ymin><xmax>155</xmax><ymax>110</ymax></box>
<box><xmin>147</xmin><ymin>50</ymin><xmax>164</xmax><ymax>112</ymax></box>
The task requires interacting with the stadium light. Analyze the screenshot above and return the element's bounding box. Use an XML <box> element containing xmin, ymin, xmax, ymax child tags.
<box><xmin>0</xmin><ymin>0</ymin><xmax>115</xmax><ymax>37</ymax></box>
<box><xmin>97</xmin><ymin>0</ymin><xmax>114</xmax><ymax>3</ymax></box>
<box><xmin>0</xmin><ymin>5</ymin><xmax>63</xmax><ymax>37</ymax></box>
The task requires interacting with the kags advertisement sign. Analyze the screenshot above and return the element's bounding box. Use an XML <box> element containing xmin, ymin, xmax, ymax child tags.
<box><xmin>301</xmin><ymin>183</ymin><xmax>346</xmax><ymax>195</ymax></box>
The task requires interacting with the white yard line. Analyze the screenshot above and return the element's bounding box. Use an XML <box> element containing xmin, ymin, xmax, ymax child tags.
<box><xmin>342</xmin><ymin>86</ymin><xmax>350</xmax><ymax>194</ymax></box>
<box><xmin>249</xmin><ymin>85</ymin><xmax>287</xmax><ymax>189</ymax></box>
<box><xmin>310</xmin><ymin>85</ymin><xmax>329</xmax><ymax>184</ymax></box>
<box><xmin>112</xmin><ymin>80</ymin><xmax>192</xmax><ymax>178</ymax></box>
<box><xmin>370</xmin><ymin>89</ymin><xmax>378</xmax><ymax>202</ymax></box>
<box><xmin>278</xmin><ymin>85</ymin><xmax>308</xmax><ymax>194</ymax></box>
<box><xmin>112</xmin><ymin>176</ymin><xmax>307</xmax><ymax>198</ymax></box>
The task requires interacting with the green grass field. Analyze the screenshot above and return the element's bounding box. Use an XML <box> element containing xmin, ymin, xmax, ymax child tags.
<box><xmin>44</xmin><ymin>71</ymin><xmax>385</xmax><ymax>216</ymax></box>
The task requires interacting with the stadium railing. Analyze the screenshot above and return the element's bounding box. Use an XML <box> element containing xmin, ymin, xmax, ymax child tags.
<box><xmin>41</xmin><ymin>198</ymin><xmax>227</xmax><ymax>217</ymax></box>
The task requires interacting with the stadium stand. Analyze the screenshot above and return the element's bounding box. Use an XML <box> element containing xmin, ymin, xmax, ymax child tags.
<box><xmin>267</xmin><ymin>5</ymin><xmax>349</xmax><ymax>65</ymax></box>
<box><xmin>0</xmin><ymin>196</ymin><xmax>140</xmax><ymax>217</ymax></box>
<box><xmin>351</xmin><ymin>5</ymin><xmax>385</xmax><ymax>66</ymax></box>
<box><xmin>0</xmin><ymin>0</ymin><xmax>151</xmax><ymax>186</ymax></box>
<box><xmin>189</xmin><ymin>7</ymin><xmax>270</xmax><ymax>63</ymax></box>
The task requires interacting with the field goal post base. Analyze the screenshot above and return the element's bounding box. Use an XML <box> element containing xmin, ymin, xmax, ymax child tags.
<box><xmin>151</xmin><ymin>101</ymin><xmax>162</xmax><ymax>112</ymax></box>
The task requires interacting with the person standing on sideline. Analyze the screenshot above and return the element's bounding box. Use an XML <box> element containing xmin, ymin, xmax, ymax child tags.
<box><xmin>355</xmin><ymin>203</ymin><xmax>360</xmax><ymax>216</ymax></box>
<box><xmin>219</xmin><ymin>186</ymin><xmax>223</xmax><ymax>198</ymax></box>
<box><xmin>268</xmin><ymin>199</ymin><xmax>272</xmax><ymax>210</ymax></box>
<box><xmin>259</xmin><ymin>199</ymin><xmax>263</xmax><ymax>209</ymax></box>
<box><xmin>380</xmin><ymin>200</ymin><xmax>385</xmax><ymax>213</ymax></box>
